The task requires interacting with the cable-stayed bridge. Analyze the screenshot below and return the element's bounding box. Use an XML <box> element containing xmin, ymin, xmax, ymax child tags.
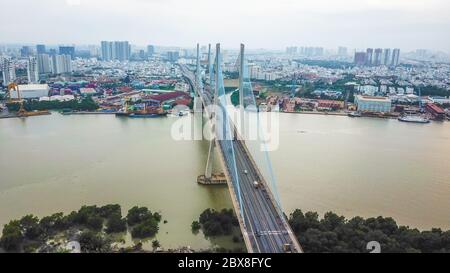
<box><xmin>180</xmin><ymin>43</ymin><xmax>302</xmax><ymax>253</ymax></box>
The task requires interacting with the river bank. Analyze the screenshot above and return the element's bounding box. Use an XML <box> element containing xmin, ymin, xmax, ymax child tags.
<box><xmin>0</xmin><ymin>113</ymin><xmax>449</xmax><ymax>251</ymax></box>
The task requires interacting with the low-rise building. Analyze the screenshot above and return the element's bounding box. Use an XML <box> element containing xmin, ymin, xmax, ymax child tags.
<box><xmin>80</xmin><ymin>88</ymin><xmax>97</xmax><ymax>95</ymax></box>
<box><xmin>429</xmin><ymin>96</ymin><xmax>450</xmax><ymax>105</ymax></box>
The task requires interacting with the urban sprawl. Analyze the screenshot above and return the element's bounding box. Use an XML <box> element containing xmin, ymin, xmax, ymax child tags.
<box><xmin>1</xmin><ymin>43</ymin><xmax>449</xmax><ymax>122</ymax></box>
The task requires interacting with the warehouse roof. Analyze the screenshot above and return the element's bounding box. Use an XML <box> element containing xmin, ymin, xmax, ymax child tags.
<box><xmin>17</xmin><ymin>84</ymin><xmax>49</xmax><ymax>91</ymax></box>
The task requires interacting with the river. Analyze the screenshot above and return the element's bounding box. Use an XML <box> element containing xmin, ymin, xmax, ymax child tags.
<box><xmin>0</xmin><ymin>113</ymin><xmax>449</xmax><ymax>250</ymax></box>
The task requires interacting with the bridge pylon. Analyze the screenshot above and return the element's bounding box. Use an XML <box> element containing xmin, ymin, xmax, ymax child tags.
<box><xmin>203</xmin><ymin>43</ymin><xmax>219</xmax><ymax>180</ymax></box>
<box><xmin>239</xmin><ymin>44</ymin><xmax>245</xmax><ymax>138</ymax></box>
<box><xmin>194</xmin><ymin>43</ymin><xmax>202</xmax><ymax>110</ymax></box>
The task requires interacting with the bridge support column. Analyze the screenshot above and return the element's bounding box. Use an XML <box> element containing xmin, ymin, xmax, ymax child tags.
<box><xmin>194</xmin><ymin>95</ymin><xmax>203</xmax><ymax>112</ymax></box>
<box><xmin>205</xmin><ymin>138</ymin><xmax>215</xmax><ymax>179</ymax></box>
<box><xmin>193</xmin><ymin>95</ymin><xmax>203</xmax><ymax>141</ymax></box>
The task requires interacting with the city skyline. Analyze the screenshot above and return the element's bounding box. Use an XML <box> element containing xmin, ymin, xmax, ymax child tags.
<box><xmin>1</xmin><ymin>0</ymin><xmax>450</xmax><ymax>52</ymax></box>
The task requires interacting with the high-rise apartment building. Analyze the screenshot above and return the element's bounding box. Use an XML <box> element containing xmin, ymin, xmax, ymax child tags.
<box><xmin>338</xmin><ymin>46</ymin><xmax>348</xmax><ymax>56</ymax></box>
<box><xmin>383</xmin><ymin>49</ymin><xmax>391</xmax><ymax>66</ymax></box>
<box><xmin>101</xmin><ymin>41</ymin><xmax>130</xmax><ymax>61</ymax></box>
<box><xmin>286</xmin><ymin>47</ymin><xmax>298</xmax><ymax>55</ymax></box>
<box><xmin>37</xmin><ymin>54</ymin><xmax>52</xmax><ymax>74</ymax></box>
<box><xmin>20</xmin><ymin>46</ymin><xmax>32</xmax><ymax>57</ymax></box>
<box><xmin>101</xmin><ymin>41</ymin><xmax>114</xmax><ymax>61</ymax></box>
<box><xmin>27</xmin><ymin>56</ymin><xmax>39</xmax><ymax>83</ymax></box>
<box><xmin>354</xmin><ymin>52</ymin><xmax>366</xmax><ymax>66</ymax></box>
<box><xmin>36</xmin><ymin>44</ymin><xmax>46</xmax><ymax>54</ymax></box>
<box><xmin>59</xmin><ymin>46</ymin><xmax>75</xmax><ymax>59</ymax></box>
<box><xmin>114</xmin><ymin>41</ymin><xmax>130</xmax><ymax>61</ymax></box>
<box><xmin>166</xmin><ymin>51</ymin><xmax>179</xmax><ymax>62</ymax></box>
<box><xmin>365</xmin><ymin>48</ymin><xmax>373</xmax><ymax>66</ymax></box>
<box><xmin>147</xmin><ymin>45</ymin><xmax>155</xmax><ymax>58</ymax></box>
<box><xmin>374</xmin><ymin>48</ymin><xmax>383</xmax><ymax>66</ymax></box>
<box><xmin>1</xmin><ymin>57</ymin><xmax>16</xmax><ymax>86</ymax></box>
<box><xmin>51</xmin><ymin>54</ymin><xmax>72</xmax><ymax>74</ymax></box>
<box><xmin>391</xmin><ymin>48</ymin><xmax>400</xmax><ymax>67</ymax></box>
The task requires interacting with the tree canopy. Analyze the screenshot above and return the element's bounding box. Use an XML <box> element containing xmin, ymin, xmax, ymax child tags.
<box><xmin>289</xmin><ymin>210</ymin><xmax>450</xmax><ymax>253</ymax></box>
<box><xmin>0</xmin><ymin>204</ymin><xmax>160</xmax><ymax>253</ymax></box>
<box><xmin>197</xmin><ymin>209</ymin><xmax>239</xmax><ymax>237</ymax></box>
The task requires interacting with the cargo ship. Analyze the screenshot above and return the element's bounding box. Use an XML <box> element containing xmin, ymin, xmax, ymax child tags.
<box><xmin>398</xmin><ymin>115</ymin><xmax>430</xmax><ymax>124</ymax></box>
<box><xmin>128</xmin><ymin>112</ymin><xmax>168</xmax><ymax>118</ymax></box>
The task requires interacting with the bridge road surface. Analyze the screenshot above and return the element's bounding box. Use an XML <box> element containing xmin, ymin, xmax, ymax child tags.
<box><xmin>181</xmin><ymin>65</ymin><xmax>302</xmax><ymax>253</ymax></box>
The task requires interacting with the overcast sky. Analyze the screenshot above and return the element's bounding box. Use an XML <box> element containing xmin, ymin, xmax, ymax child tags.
<box><xmin>1</xmin><ymin>0</ymin><xmax>449</xmax><ymax>51</ymax></box>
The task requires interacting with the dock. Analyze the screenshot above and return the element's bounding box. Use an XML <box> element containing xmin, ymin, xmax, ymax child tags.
<box><xmin>197</xmin><ymin>173</ymin><xmax>227</xmax><ymax>185</ymax></box>
<box><xmin>0</xmin><ymin>111</ymin><xmax>51</xmax><ymax>119</ymax></box>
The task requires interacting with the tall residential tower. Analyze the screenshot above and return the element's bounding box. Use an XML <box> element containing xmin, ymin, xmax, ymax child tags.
<box><xmin>27</xmin><ymin>56</ymin><xmax>39</xmax><ymax>83</ymax></box>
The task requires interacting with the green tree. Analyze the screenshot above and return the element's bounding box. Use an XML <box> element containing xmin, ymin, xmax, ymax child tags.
<box><xmin>198</xmin><ymin>209</ymin><xmax>238</xmax><ymax>237</ymax></box>
<box><xmin>0</xmin><ymin>220</ymin><xmax>24</xmax><ymax>251</ymax></box>
<box><xmin>152</xmin><ymin>240</ymin><xmax>161</xmax><ymax>249</ymax></box>
<box><xmin>105</xmin><ymin>213</ymin><xmax>127</xmax><ymax>234</ymax></box>
<box><xmin>131</xmin><ymin>218</ymin><xmax>159</xmax><ymax>238</ymax></box>
<box><xmin>126</xmin><ymin>206</ymin><xmax>152</xmax><ymax>226</ymax></box>
<box><xmin>19</xmin><ymin>215</ymin><xmax>43</xmax><ymax>240</ymax></box>
<box><xmin>40</xmin><ymin>212</ymin><xmax>68</xmax><ymax>235</ymax></box>
<box><xmin>86</xmin><ymin>215</ymin><xmax>104</xmax><ymax>231</ymax></box>
<box><xmin>98</xmin><ymin>204</ymin><xmax>122</xmax><ymax>218</ymax></box>
<box><xmin>78</xmin><ymin>230</ymin><xmax>110</xmax><ymax>253</ymax></box>
<box><xmin>191</xmin><ymin>221</ymin><xmax>201</xmax><ymax>233</ymax></box>
<box><xmin>320</xmin><ymin>212</ymin><xmax>346</xmax><ymax>231</ymax></box>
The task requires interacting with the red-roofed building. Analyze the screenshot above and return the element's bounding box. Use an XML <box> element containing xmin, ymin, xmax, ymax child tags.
<box><xmin>175</xmin><ymin>98</ymin><xmax>192</xmax><ymax>106</ymax></box>
<box><xmin>149</xmin><ymin>91</ymin><xmax>190</xmax><ymax>103</ymax></box>
<box><xmin>118</xmin><ymin>86</ymin><xmax>133</xmax><ymax>93</ymax></box>
<box><xmin>425</xmin><ymin>103</ymin><xmax>445</xmax><ymax>120</ymax></box>
<box><xmin>317</xmin><ymin>100</ymin><xmax>344</xmax><ymax>111</ymax></box>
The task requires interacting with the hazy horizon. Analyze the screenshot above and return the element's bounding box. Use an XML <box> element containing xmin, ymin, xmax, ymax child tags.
<box><xmin>1</xmin><ymin>0</ymin><xmax>449</xmax><ymax>52</ymax></box>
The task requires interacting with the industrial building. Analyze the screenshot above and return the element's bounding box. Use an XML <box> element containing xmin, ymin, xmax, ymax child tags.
<box><xmin>425</xmin><ymin>103</ymin><xmax>446</xmax><ymax>120</ymax></box>
<box><xmin>9</xmin><ymin>84</ymin><xmax>49</xmax><ymax>99</ymax></box>
<box><xmin>355</xmin><ymin>95</ymin><xmax>392</xmax><ymax>113</ymax></box>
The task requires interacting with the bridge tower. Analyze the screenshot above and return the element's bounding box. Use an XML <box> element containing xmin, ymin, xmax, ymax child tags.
<box><xmin>239</xmin><ymin>44</ymin><xmax>245</xmax><ymax>137</ymax></box>
<box><xmin>204</xmin><ymin>44</ymin><xmax>220</xmax><ymax>180</ymax></box>
<box><xmin>194</xmin><ymin>44</ymin><xmax>202</xmax><ymax>113</ymax></box>
<box><xmin>207</xmin><ymin>44</ymin><xmax>213</xmax><ymax>92</ymax></box>
<box><xmin>193</xmin><ymin>43</ymin><xmax>204</xmax><ymax>140</ymax></box>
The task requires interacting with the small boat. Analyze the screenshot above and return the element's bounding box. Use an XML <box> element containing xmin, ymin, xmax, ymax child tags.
<box><xmin>115</xmin><ymin>111</ymin><xmax>130</xmax><ymax>117</ymax></box>
<box><xmin>348</xmin><ymin>111</ymin><xmax>362</xmax><ymax>117</ymax></box>
<box><xmin>398</xmin><ymin>115</ymin><xmax>430</xmax><ymax>124</ymax></box>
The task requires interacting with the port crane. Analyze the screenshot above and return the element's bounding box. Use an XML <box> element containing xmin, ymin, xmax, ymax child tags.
<box><xmin>5</xmin><ymin>83</ymin><xmax>49</xmax><ymax>118</ymax></box>
<box><xmin>6</xmin><ymin>83</ymin><xmax>27</xmax><ymax>116</ymax></box>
